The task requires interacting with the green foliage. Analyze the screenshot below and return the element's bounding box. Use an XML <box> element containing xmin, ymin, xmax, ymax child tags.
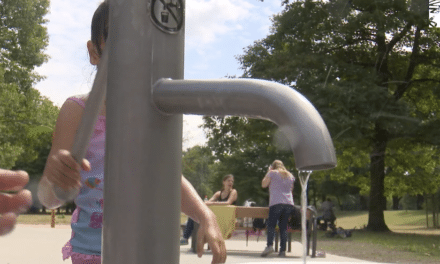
<box><xmin>0</xmin><ymin>77</ymin><xmax>25</xmax><ymax>168</ymax></box>
<box><xmin>182</xmin><ymin>146</ymin><xmax>216</xmax><ymax>198</ymax></box>
<box><xmin>0</xmin><ymin>0</ymin><xmax>55</xmax><ymax>179</ymax></box>
<box><xmin>386</xmin><ymin>141</ymin><xmax>440</xmax><ymax>196</ymax></box>
<box><xmin>0</xmin><ymin>0</ymin><xmax>50</xmax><ymax>92</ymax></box>
<box><xmin>11</xmin><ymin>96</ymin><xmax>58</xmax><ymax>178</ymax></box>
<box><xmin>203</xmin><ymin>0</ymin><xmax>440</xmax><ymax>231</ymax></box>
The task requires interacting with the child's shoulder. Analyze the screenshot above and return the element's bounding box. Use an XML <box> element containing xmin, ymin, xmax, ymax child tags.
<box><xmin>55</xmin><ymin>94</ymin><xmax>88</xmax><ymax>125</ymax></box>
<box><xmin>65</xmin><ymin>94</ymin><xmax>89</xmax><ymax>108</ymax></box>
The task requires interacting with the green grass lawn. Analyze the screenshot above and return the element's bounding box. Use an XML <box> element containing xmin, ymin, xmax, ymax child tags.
<box><xmin>335</xmin><ymin>210</ymin><xmax>439</xmax><ymax>233</ymax></box>
<box><xmin>292</xmin><ymin>229</ymin><xmax>440</xmax><ymax>263</ymax></box>
<box><xmin>309</xmin><ymin>210</ymin><xmax>440</xmax><ymax>263</ymax></box>
<box><xmin>17</xmin><ymin>213</ymin><xmax>72</xmax><ymax>225</ymax></box>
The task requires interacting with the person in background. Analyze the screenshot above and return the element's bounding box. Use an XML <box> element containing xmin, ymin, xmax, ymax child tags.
<box><xmin>0</xmin><ymin>169</ymin><xmax>32</xmax><ymax>236</ymax></box>
<box><xmin>260</xmin><ymin>160</ymin><xmax>295</xmax><ymax>258</ymax></box>
<box><xmin>181</xmin><ymin>174</ymin><xmax>238</xmax><ymax>245</ymax></box>
<box><xmin>318</xmin><ymin>197</ymin><xmax>336</xmax><ymax>231</ymax></box>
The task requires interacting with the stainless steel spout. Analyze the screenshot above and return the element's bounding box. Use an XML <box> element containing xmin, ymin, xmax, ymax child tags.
<box><xmin>153</xmin><ymin>78</ymin><xmax>337</xmax><ymax>171</ymax></box>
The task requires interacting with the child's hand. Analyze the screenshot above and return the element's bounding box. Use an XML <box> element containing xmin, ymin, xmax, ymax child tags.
<box><xmin>196</xmin><ymin>210</ymin><xmax>227</xmax><ymax>264</ymax></box>
<box><xmin>44</xmin><ymin>150</ymin><xmax>91</xmax><ymax>191</ymax></box>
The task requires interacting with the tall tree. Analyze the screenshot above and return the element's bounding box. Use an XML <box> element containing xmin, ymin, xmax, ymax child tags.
<box><xmin>0</xmin><ymin>0</ymin><xmax>52</xmax><ymax>170</ymax></box>
<box><xmin>182</xmin><ymin>146</ymin><xmax>216</xmax><ymax>198</ymax></box>
<box><xmin>12</xmin><ymin>95</ymin><xmax>59</xmax><ymax>176</ymax></box>
<box><xmin>231</xmin><ymin>0</ymin><xmax>440</xmax><ymax>231</ymax></box>
<box><xmin>385</xmin><ymin>141</ymin><xmax>440</xmax><ymax>207</ymax></box>
<box><xmin>0</xmin><ymin>0</ymin><xmax>49</xmax><ymax>92</ymax></box>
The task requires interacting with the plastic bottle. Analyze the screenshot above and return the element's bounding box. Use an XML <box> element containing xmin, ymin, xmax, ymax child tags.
<box><xmin>53</xmin><ymin>185</ymin><xmax>80</xmax><ymax>202</ymax></box>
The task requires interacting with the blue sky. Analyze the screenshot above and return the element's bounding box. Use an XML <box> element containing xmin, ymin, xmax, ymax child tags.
<box><xmin>34</xmin><ymin>0</ymin><xmax>284</xmax><ymax>149</ymax></box>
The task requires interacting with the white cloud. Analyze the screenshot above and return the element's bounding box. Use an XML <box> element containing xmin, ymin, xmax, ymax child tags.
<box><xmin>185</xmin><ymin>0</ymin><xmax>256</xmax><ymax>47</ymax></box>
<box><xmin>183</xmin><ymin>115</ymin><xmax>206</xmax><ymax>150</ymax></box>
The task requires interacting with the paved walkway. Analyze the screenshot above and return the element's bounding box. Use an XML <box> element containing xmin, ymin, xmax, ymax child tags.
<box><xmin>0</xmin><ymin>224</ymin><xmax>383</xmax><ymax>263</ymax></box>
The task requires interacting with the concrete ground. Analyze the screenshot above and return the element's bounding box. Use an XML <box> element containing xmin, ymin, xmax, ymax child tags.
<box><xmin>0</xmin><ymin>224</ymin><xmax>384</xmax><ymax>264</ymax></box>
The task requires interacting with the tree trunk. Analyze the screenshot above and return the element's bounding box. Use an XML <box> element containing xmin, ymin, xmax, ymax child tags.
<box><xmin>336</xmin><ymin>195</ymin><xmax>342</xmax><ymax>211</ymax></box>
<box><xmin>437</xmin><ymin>192</ymin><xmax>440</xmax><ymax>228</ymax></box>
<box><xmin>416</xmin><ymin>194</ymin><xmax>424</xmax><ymax>210</ymax></box>
<box><xmin>432</xmin><ymin>194</ymin><xmax>437</xmax><ymax>228</ymax></box>
<box><xmin>360</xmin><ymin>195</ymin><xmax>368</xmax><ymax>210</ymax></box>
<box><xmin>425</xmin><ymin>193</ymin><xmax>429</xmax><ymax>228</ymax></box>
<box><xmin>392</xmin><ymin>196</ymin><xmax>401</xmax><ymax>210</ymax></box>
<box><xmin>367</xmin><ymin>127</ymin><xmax>390</xmax><ymax>231</ymax></box>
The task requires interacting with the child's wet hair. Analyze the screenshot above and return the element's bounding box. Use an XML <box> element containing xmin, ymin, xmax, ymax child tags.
<box><xmin>91</xmin><ymin>1</ymin><xmax>109</xmax><ymax>56</ymax></box>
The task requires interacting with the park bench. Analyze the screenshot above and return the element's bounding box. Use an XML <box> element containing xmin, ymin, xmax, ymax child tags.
<box><xmin>187</xmin><ymin>205</ymin><xmax>318</xmax><ymax>257</ymax></box>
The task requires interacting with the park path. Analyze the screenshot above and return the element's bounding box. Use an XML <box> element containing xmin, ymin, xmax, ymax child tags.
<box><xmin>0</xmin><ymin>224</ymin><xmax>384</xmax><ymax>264</ymax></box>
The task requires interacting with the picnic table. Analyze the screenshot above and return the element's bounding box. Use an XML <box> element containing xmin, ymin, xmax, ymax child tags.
<box><xmin>187</xmin><ymin>205</ymin><xmax>318</xmax><ymax>257</ymax></box>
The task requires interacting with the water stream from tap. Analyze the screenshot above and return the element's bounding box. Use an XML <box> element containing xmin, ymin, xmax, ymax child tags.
<box><xmin>298</xmin><ymin>170</ymin><xmax>312</xmax><ymax>264</ymax></box>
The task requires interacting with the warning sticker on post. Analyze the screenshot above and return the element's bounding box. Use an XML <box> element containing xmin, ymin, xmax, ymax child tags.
<box><xmin>150</xmin><ymin>0</ymin><xmax>184</xmax><ymax>34</ymax></box>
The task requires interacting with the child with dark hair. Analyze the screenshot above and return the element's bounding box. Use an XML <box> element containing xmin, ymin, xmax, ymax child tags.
<box><xmin>37</xmin><ymin>2</ymin><xmax>225</xmax><ymax>263</ymax></box>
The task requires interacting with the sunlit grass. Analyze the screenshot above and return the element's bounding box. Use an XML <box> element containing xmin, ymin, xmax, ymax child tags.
<box><xmin>292</xmin><ymin>228</ymin><xmax>440</xmax><ymax>262</ymax></box>
<box><xmin>17</xmin><ymin>213</ymin><xmax>72</xmax><ymax>225</ymax></box>
<box><xmin>345</xmin><ymin>231</ymin><xmax>440</xmax><ymax>257</ymax></box>
<box><xmin>335</xmin><ymin>210</ymin><xmax>438</xmax><ymax>233</ymax></box>
<box><xmin>309</xmin><ymin>210</ymin><xmax>440</xmax><ymax>262</ymax></box>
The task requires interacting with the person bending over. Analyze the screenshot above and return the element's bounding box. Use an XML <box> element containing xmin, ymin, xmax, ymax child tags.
<box><xmin>261</xmin><ymin>160</ymin><xmax>295</xmax><ymax>258</ymax></box>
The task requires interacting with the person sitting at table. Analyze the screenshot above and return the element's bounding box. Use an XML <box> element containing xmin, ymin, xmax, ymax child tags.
<box><xmin>260</xmin><ymin>160</ymin><xmax>295</xmax><ymax>258</ymax></box>
<box><xmin>180</xmin><ymin>174</ymin><xmax>238</xmax><ymax>245</ymax></box>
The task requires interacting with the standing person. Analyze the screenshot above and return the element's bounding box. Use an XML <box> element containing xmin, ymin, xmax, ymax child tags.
<box><xmin>181</xmin><ymin>174</ymin><xmax>238</xmax><ymax>245</ymax></box>
<box><xmin>37</xmin><ymin>2</ymin><xmax>226</xmax><ymax>264</ymax></box>
<box><xmin>0</xmin><ymin>169</ymin><xmax>33</xmax><ymax>236</ymax></box>
<box><xmin>260</xmin><ymin>160</ymin><xmax>295</xmax><ymax>258</ymax></box>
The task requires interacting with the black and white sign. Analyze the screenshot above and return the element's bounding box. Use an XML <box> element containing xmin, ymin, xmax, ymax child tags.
<box><xmin>150</xmin><ymin>0</ymin><xmax>184</xmax><ymax>34</ymax></box>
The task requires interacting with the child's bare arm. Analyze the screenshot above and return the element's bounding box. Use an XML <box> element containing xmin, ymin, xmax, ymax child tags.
<box><xmin>208</xmin><ymin>191</ymin><xmax>220</xmax><ymax>203</ymax></box>
<box><xmin>181</xmin><ymin>176</ymin><xmax>226</xmax><ymax>263</ymax></box>
<box><xmin>38</xmin><ymin>99</ymin><xmax>90</xmax><ymax>209</ymax></box>
<box><xmin>181</xmin><ymin>175</ymin><xmax>210</xmax><ymax>223</ymax></box>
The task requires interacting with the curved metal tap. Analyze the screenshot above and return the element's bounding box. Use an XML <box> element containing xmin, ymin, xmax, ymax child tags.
<box><xmin>153</xmin><ymin>78</ymin><xmax>336</xmax><ymax>171</ymax></box>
